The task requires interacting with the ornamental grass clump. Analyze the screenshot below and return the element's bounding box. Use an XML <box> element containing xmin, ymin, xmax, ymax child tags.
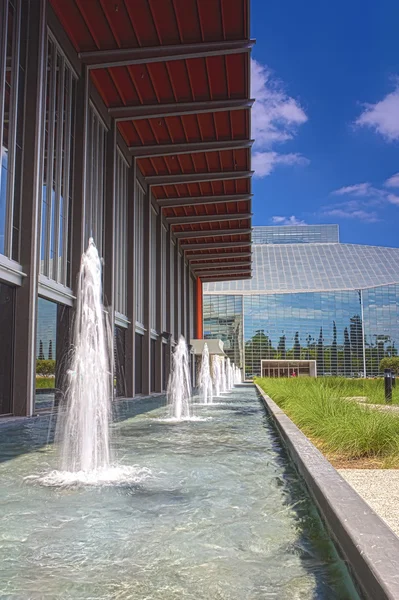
<box><xmin>256</xmin><ymin>377</ymin><xmax>399</xmax><ymax>461</ymax></box>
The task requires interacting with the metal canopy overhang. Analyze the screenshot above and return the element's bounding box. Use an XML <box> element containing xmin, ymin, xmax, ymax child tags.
<box><xmin>79</xmin><ymin>39</ymin><xmax>255</xmax><ymax>69</ymax></box>
<box><xmin>50</xmin><ymin>0</ymin><xmax>253</xmax><ymax>282</ymax></box>
<box><xmin>129</xmin><ymin>140</ymin><xmax>254</xmax><ymax>159</ymax></box>
<box><xmin>157</xmin><ymin>194</ymin><xmax>253</xmax><ymax>208</ymax></box>
<box><xmin>109</xmin><ymin>99</ymin><xmax>254</xmax><ymax>121</ymax></box>
<box><xmin>182</xmin><ymin>241</ymin><xmax>251</xmax><ymax>251</ymax></box>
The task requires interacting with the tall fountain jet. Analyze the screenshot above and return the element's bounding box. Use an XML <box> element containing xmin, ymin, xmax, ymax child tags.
<box><xmin>226</xmin><ymin>357</ymin><xmax>232</xmax><ymax>391</ymax></box>
<box><xmin>198</xmin><ymin>343</ymin><xmax>213</xmax><ymax>404</ymax></box>
<box><xmin>212</xmin><ymin>355</ymin><xmax>221</xmax><ymax>397</ymax></box>
<box><xmin>221</xmin><ymin>357</ymin><xmax>227</xmax><ymax>393</ymax></box>
<box><xmin>56</xmin><ymin>239</ymin><xmax>112</xmax><ymax>473</ymax></box>
<box><xmin>167</xmin><ymin>336</ymin><xmax>192</xmax><ymax>420</ymax></box>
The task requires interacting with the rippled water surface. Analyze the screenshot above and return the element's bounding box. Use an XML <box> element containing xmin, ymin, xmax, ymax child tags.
<box><xmin>0</xmin><ymin>385</ymin><xmax>360</xmax><ymax>599</ymax></box>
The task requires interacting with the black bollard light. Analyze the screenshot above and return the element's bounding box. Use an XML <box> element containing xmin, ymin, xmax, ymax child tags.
<box><xmin>384</xmin><ymin>369</ymin><xmax>393</xmax><ymax>403</ymax></box>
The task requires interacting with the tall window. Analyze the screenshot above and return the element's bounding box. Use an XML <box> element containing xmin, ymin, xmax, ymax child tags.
<box><xmin>85</xmin><ymin>105</ymin><xmax>106</xmax><ymax>257</ymax></box>
<box><xmin>0</xmin><ymin>0</ymin><xmax>27</xmax><ymax>261</ymax></box>
<box><xmin>115</xmin><ymin>149</ymin><xmax>128</xmax><ymax>318</ymax></box>
<box><xmin>189</xmin><ymin>276</ymin><xmax>195</xmax><ymax>340</ymax></box>
<box><xmin>150</xmin><ymin>208</ymin><xmax>157</xmax><ymax>331</ymax></box>
<box><xmin>134</xmin><ymin>182</ymin><xmax>144</xmax><ymax>327</ymax></box>
<box><xmin>161</xmin><ymin>225</ymin><xmax>167</xmax><ymax>332</ymax></box>
<box><xmin>170</xmin><ymin>239</ymin><xmax>175</xmax><ymax>337</ymax></box>
<box><xmin>41</xmin><ymin>35</ymin><xmax>76</xmax><ymax>285</ymax></box>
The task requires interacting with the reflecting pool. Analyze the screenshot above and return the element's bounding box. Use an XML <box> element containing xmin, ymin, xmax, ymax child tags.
<box><xmin>0</xmin><ymin>386</ymin><xmax>360</xmax><ymax>599</ymax></box>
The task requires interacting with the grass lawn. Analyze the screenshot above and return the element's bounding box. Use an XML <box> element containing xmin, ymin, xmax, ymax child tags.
<box><xmin>36</xmin><ymin>376</ymin><xmax>55</xmax><ymax>389</ymax></box>
<box><xmin>256</xmin><ymin>377</ymin><xmax>399</xmax><ymax>468</ymax></box>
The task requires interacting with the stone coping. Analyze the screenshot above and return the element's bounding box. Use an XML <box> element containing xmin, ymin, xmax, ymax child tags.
<box><xmin>255</xmin><ymin>383</ymin><xmax>399</xmax><ymax>600</ymax></box>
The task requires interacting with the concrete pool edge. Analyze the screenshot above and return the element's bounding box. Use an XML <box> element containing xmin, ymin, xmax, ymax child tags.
<box><xmin>255</xmin><ymin>383</ymin><xmax>399</xmax><ymax>600</ymax></box>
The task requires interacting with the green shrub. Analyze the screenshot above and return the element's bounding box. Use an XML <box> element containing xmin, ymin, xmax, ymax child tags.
<box><xmin>36</xmin><ymin>359</ymin><xmax>56</xmax><ymax>376</ymax></box>
<box><xmin>380</xmin><ymin>357</ymin><xmax>399</xmax><ymax>375</ymax></box>
<box><xmin>36</xmin><ymin>376</ymin><xmax>55</xmax><ymax>389</ymax></box>
<box><xmin>256</xmin><ymin>376</ymin><xmax>399</xmax><ymax>461</ymax></box>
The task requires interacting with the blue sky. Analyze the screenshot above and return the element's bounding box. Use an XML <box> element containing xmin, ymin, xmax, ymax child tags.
<box><xmin>250</xmin><ymin>0</ymin><xmax>399</xmax><ymax>247</ymax></box>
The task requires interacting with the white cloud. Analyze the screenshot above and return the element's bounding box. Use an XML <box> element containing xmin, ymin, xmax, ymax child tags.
<box><xmin>387</xmin><ymin>193</ymin><xmax>399</xmax><ymax>206</ymax></box>
<box><xmin>332</xmin><ymin>183</ymin><xmax>372</xmax><ymax>197</ymax></box>
<box><xmin>323</xmin><ymin>206</ymin><xmax>380</xmax><ymax>223</ymax></box>
<box><xmin>271</xmin><ymin>215</ymin><xmax>307</xmax><ymax>225</ymax></box>
<box><xmin>355</xmin><ymin>82</ymin><xmax>399</xmax><ymax>141</ymax></box>
<box><xmin>251</xmin><ymin>59</ymin><xmax>308</xmax><ymax>177</ymax></box>
<box><xmin>325</xmin><ymin>173</ymin><xmax>399</xmax><ymax>223</ymax></box>
<box><xmin>252</xmin><ymin>151</ymin><xmax>309</xmax><ymax>177</ymax></box>
<box><xmin>384</xmin><ymin>172</ymin><xmax>399</xmax><ymax>188</ymax></box>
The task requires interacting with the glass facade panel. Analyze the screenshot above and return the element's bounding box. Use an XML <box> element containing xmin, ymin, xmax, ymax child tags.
<box><xmin>205</xmin><ymin>244</ymin><xmax>399</xmax><ymax>294</ymax></box>
<box><xmin>363</xmin><ymin>284</ymin><xmax>399</xmax><ymax>376</ymax></box>
<box><xmin>242</xmin><ymin>291</ymin><xmax>364</xmax><ymax>378</ymax></box>
<box><xmin>170</xmin><ymin>239</ymin><xmax>175</xmax><ymax>338</ymax></box>
<box><xmin>35</xmin><ymin>297</ymin><xmax>57</xmax><ymax>410</ymax></box>
<box><xmin>0</xmin><ymin>0</ymin><xmax>27</xmax><ymax>261</ymax></box>
<box><xmin>205</xmin><ymin>285</ymin><xmax>399</xmax><ymax>379</ymax></box>
<box><xmin>41</xmin><ymin>35</ymin><xmax>76</xmax><ymax>284</ymax></box>
<box><xmin>203</xmin><ymin>295</ymin><xmax>243</xmax><ymax>368</ymax></box>
<box><xmin>115</xmin><ymin>149</ymin><xmax>128</xmax><ymax>317</ymax></box>
<box><xmin>85</xmin><ymin>105</ymin><xmax>106</xmax><ymax>257</ymax></box>
<box><xmin>252</xmin><ymin>224</ymin><xmax>339</xmax><ymax>245</ymax></box>
<box><xmin>134</xmin><ymin>182</ymin><xmax>145</xmax><ymax>327</ymax></box>
<box><xmin>150</xmin><ymin>208</ymin><xmax>157</xmax><ymax>331</ymax></box>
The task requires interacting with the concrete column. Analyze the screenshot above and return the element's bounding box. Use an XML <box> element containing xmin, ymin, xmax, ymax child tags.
<box><xmin>155</xmin><ymin>209</ymin><xmax>163</xmax><ymax>391</ymax></box>
<box><xmin>13</xmin><ymin>0</ymin><xmax>46</xmax><ymax>416</ymax></box>
<box><xmin>125</xmin><ymin>162</ymin><xmax>136</xmax><ymax>397</ymax></box>
<box><xmin>103</xmin><ymin>120</ymin><xmax>116</xmax><ymax>392</ymax></box>
<box><xmin>142</xmin><ymin>188</ymin><xmax>151</xmax><ymax>395</ymax></box>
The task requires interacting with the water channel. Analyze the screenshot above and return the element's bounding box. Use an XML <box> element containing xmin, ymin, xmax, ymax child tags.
<box><xmin>0</xmin><ymin>385</ymin><xmax>360</xmax><ymax>599</ymax></box>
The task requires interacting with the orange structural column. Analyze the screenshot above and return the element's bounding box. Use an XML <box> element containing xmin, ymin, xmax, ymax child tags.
<box><xmin>196</xmin><ymin>277</ymin><xmax>203</xmax><ymax>339</ymax></box>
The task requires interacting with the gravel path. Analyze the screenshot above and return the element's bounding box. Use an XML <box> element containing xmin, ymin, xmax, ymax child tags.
<box><xmin>339</xmin><ymin>469</ymin><xmax>399</xmax><ymax>536</ymax></box>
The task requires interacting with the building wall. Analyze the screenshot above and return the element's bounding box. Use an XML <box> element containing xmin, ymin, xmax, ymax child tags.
<box><xmin>204</xmin><ymin>284</ymin><xmax>399</xmax><ymax>379</ymax></box>
<box><xmin>0</xmin><ymin>0</ymin><xmax>198</xmax><ymax>416</ymax></box>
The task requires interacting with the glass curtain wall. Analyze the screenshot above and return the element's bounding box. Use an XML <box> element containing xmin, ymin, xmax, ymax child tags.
<box><xmin>41</xmin><ymin>35</ymin><xmax>76</xmax><ymax>285</ymax></box>
<box><xmin>205</xmin><ymin>287</ymin><xmax>399</xmax><ymax>379</ymax></box>
<box><xmin>114</xmin><ymin>149</ymin><xmax>128</xmax><ymax>318</ymax></box>
<box><xmin>0</xmin><ymin>0</ymin><xmax>27</xmax><ymax>261</ymax></box>
<box><xmin>362</xmin><ymin>284</ymin><xmax>399</xmax><ymax>375</ymax></box>
<box><xmin>35</xmin><ymin>297</ymin><xmax>57</xmax><ymax>411</ymax></box>
<box><xmin>170</xmin><ymin>239</ymin><xmax>175</xmax><ymax>338</ymax></box>
<box><xmin>161</xmin><ymin>224</ymin><xmax>167</xmax><ymax>333</ymax></box>
<box><xmin>134</xmin><ymin>182</ymin><xmax>144</xmax><ymax>328</ymax></box>
<box><xmin>242</xmin><ymin>291</ymin><xmax>364</xmax><ymax>378</ymax></box>
<box><xmin>150</xmin><ymin>207</ymin><xmax>157</xmax><ymax>332</ymax></box>
<box><xmin>203</xmin><ymin>294</ymin><xmax>243</xmax><ymax>368</ymax></box>
<box><xmin>85</xmin><ymin>105</ymin><xmax>106</xmax><ymax>257</ymax></box>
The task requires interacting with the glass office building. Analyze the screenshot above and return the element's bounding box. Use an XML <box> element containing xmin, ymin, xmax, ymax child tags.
<box><xmin>204</xmin><ymin>225</ymin><xmax>399</xmax><ymax>378</ymax></box>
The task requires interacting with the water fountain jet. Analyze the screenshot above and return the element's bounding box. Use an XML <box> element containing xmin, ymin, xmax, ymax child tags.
<box><xmin>56</xmin><ymin>239</ymin><xmax>112</xmax><ymax>473</ymax></box>
<box><xmin>212</xmin><ymin>355</ymin><xmax>222</xmax><ymax>397</ymax></box>
<box><xmin>198</xmin><ymin>343</ymin><xmax>213</xmax><ymax>404</ymax></box>
<box><xmin>167</xmin><ymin>336</ymin><xmax>192</xmax><ymax>420</ymax></box>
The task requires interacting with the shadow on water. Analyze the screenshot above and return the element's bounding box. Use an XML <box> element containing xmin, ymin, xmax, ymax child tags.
<box><xmin>0</xmin><ymin>394</ymin><xmax>167</xmax><ymax>464</ymax></box>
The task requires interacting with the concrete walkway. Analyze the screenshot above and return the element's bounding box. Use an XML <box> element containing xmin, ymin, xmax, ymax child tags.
<box><xmin>339</xmin><ymin>469</ymin><xmax>399</xmax><ymax>537</ymax></box>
